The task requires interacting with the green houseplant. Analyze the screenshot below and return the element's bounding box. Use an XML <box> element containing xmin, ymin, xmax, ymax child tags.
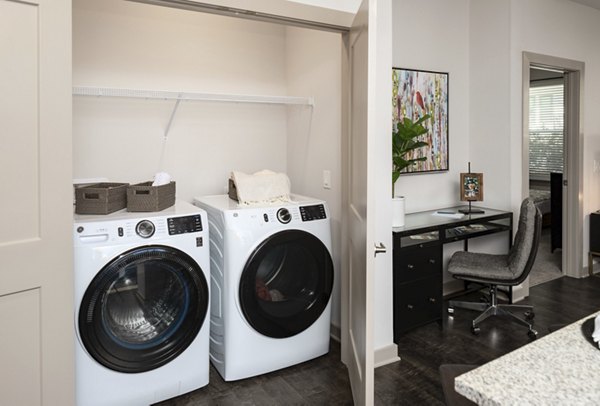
<box><xmin>392</xmin><ymin>114</ymin><xmax>431</xmax><ymax>197</ymax></box>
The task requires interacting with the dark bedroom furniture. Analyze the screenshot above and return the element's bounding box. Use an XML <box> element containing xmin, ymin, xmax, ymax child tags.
<box><xmin>529</xmin><ymin>186</ymin><xmax>551</xmax><ymax>226</ymax></box>
<box><xmin>550</xmin><ymin>172</ymin><xmax>563</xmax><ymax>252</ymax></box>
<box><xmin>588</xmin><ymin>211</ymin><xmax>600</xmax><ymax>278</ymax></box>
<box><xmin>392</xmin><ymin>206</ymin><xmax>513</xmax><ymax>340</ymax></box>
<box><xmin>447</xmin><ymin>198</ymin><xmax>542</xmax><ymax>338</ymax></box>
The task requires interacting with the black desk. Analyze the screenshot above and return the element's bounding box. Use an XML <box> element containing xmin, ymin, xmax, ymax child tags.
<box><xmin>392</xmin><ymin>206</ymin><xmax>513</xmax><ymax>340</ymax></box>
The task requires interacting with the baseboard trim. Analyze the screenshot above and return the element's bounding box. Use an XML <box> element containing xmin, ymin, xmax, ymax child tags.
<box><xmin>331</xmin><ymin>324</ymin><xmax>400</xmax><ymax>368</ymax></box>
<box><xmin>443</xmin><ymin>279</ymin><xmax>465</xmax><ymax>296</ymax></box>
<box><xmin>374</xmin><ymin>343</ymin><xmax>401</xmax><ymax>368</ymax></box>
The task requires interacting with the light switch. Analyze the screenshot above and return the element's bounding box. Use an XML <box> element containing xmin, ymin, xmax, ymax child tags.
<box><xmin>323</xmin><ymin>170</ymin><xmax>331</xmax><ymax>189</ymax></box>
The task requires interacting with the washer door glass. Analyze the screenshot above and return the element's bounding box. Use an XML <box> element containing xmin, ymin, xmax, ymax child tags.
<box><xmin>239</xmin><ymin>230</ymin><xmax>334</xmax><ymax>338</ymax></box>
<box><xmin>78</xmin><ymin>245</ymin><xmax>208</xmax><ymax>373</ymax></box>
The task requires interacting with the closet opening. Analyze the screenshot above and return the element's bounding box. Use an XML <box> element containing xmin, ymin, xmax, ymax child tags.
<box><xmin>73</xmin><ymin>0</ymin><xmax>346</xmax><ymax>344</ymax></box>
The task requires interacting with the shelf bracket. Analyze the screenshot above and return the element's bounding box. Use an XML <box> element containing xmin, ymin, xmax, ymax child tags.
<box><xmin>164</xmin><ymin>97</ymin><xmax>181</xmax><ymax>140</ymax></box>
<box><xmin>157</xmin><ymin>97</ymin><xmax>181</xmax><ymax>171</ymax></box>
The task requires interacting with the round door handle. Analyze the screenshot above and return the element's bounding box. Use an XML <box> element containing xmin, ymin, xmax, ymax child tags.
<box><xmin>407</xmin><ymin>264</ymin><xmax>414</xmax><ymax>270</ymax></box>
<box><xmin>429</xmin><ymin>298</ymin><xmax>436</xmax><ymax>303</ymax></box>
<box><xmin>407</xmin><ymin>304</ymin><xmax>414</xmax><ymax>310</ymax></box>
<box><xmin>429</xmin><ymin>259</ymin><xmax>436</xmax><ymax>264</ymax></box>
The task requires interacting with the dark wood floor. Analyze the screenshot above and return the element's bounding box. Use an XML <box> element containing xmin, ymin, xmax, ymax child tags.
<box><xmin>157</xmin><ymin>276</ymin><xmax>600</xmax><ymax>405</ymax></box>
<box><xmin>155</xmin><ymin>338</ymin><xmax>354</xmax><ymax>405</ymax></box>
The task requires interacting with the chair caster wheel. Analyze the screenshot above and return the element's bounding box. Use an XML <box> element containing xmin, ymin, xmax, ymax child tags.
<box><xmin>471</xmin><ymin>326</ymin><xmax>480</xmax><ymax>335</ymax></box>
<box><xmin>525</xmin><ymin>311</ymin><xmax>535</xmax><ymax>320</ymax></box>
<box><xmin>447</xmin><ymin>307</ymin><xmax>454</xmax><ymax>315</ymax></box>
<box><xmin>528</xmin><ymin>329</ymin><xmax>538</xmax><ymax>339</ymax></box>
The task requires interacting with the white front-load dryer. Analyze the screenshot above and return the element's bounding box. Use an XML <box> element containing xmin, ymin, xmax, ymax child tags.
<box><xmin>73</xmin><ymin>201</ymin><xmax>210</xmax><ymax>406</ymax></box>
<box><xmin>194</xmin><ymin>194</ymin><xmax>334</xmax><ymax>381</ymax></box>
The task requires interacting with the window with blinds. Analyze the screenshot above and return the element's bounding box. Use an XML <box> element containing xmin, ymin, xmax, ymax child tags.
<box><xmin>529</xmin><ymin>81</ymin><xmax>564</xmax><ymax>181</ymax></box>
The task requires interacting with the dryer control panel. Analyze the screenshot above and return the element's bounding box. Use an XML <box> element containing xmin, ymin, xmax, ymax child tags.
<box><xmin>168</xmin><ymin>215</ymin><xmax>203</xmax><ymax>235</ymax></box>
<box><xmin>300</xmin><ymin>204</ymin><xmax>327</xmax><ymax>221</ymax></box>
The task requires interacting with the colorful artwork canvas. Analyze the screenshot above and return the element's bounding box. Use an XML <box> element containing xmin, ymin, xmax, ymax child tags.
<box><xmin>392</xmin><ymin>68</ymin><xmax>449</xmax><ymax>173</ymax></box>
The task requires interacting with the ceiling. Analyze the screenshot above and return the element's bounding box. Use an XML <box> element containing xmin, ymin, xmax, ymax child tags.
<box><xmin>569</xmin><ymin>0</ymin><xmax>600</xmax><ymax>10</ymax></box>
<box><xmin>289</xmin><ymin>0</ymin><xmax>600</xmax><ymax>14</ymax></box>
<box><xmin>287</xmin><ymin>0</ymin><xmax>361</xmax><ymax>14</ymax></box>
<box><xmin>132</xmin><ymin>0</ymin><xmax>600</xmax><ymax>29</ymax></box>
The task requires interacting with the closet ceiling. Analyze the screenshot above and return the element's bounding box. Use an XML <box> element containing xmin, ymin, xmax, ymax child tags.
<box><xmin>568</xmin><ymin>0</ymin><xmax>600</xmax><ymax>10</ymax></box>
<box><xmin>127</xmin><ymin>0</ymin><xmax>356</xmax><ymax>30</ymax></box>
<box><xmin>287</xmin><ymin>0</ymin><xmax>360</xmax><ymax>14</ymax></box>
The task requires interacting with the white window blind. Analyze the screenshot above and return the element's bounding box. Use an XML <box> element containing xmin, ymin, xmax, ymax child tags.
<box><xmin>529</xmin><ymin>82</ymin><xmax>564</xmax><ymax>181</ymax></box>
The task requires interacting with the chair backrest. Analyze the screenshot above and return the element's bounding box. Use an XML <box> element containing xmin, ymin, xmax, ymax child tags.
<box><xmin>507</xmin><ymin>198</ymin><xmax>542</xmax><ymax>284</ymax></box>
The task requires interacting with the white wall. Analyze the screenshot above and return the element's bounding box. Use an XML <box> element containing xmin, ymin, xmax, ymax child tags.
<box><xmin>73</xmin><ymin>0</ymin><xmax>289</xmax><ymax>200</ymax></box>
<box><xmin>284</xmin><ymin>27</ymin><xmax>343</xmax><ymax>330</ymax></box>
<box><xmin>508</xmin><ymin>0</ymin><xmax>600</xmax><ymax>270</ymax></box>
<box><xmin>392</xmin><ymin>0</ymin><xmax>470</xmax><ymax>214</ymax></box>
<box><xmin>469</xmin><ymin>0</ymin><xmax>512</xmax><ymax>211</ymax></box>
<box><xmin>391</xmin><ymin>0</ymin><xmax>503</xmax><ymax>298</ymax></box>
<box><xmin>465</xmin><ymin>0</ymin><xmax>516</xmax><ymax>292</ymax></box>
<box><xmin>73</xmin><ymin>0</ymin><xmax>345</xmax><ymax>326</ymax></box>
<box><xmin>468</xmin><ymin>0</ymin><xmax>600</xmax><ymax>274</ymax></box>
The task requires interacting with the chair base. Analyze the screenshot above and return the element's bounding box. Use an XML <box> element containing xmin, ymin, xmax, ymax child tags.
<box><xmin>448</xmin><ymin>285</ymin><xmax>537</xmax><ymax>338</ymax></box>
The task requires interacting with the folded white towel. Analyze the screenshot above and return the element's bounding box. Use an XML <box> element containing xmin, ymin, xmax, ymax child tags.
<box><xmin>593</xmin><ymin>314</ymin><xmax>600</xmax><ymax>348</ymax></box>
<box><xmin>152</xmin><ymin>172</ymin><xmax>171</xmax><ymax>187</ymax></box>
<box><xmin>231</xmin><ymin>170</ymin><xmax>291</xmax><ymax>206</ymax></box>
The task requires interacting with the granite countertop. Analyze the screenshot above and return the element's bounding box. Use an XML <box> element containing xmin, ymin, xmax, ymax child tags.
<box><xmin>455</xmin><ymin>312</ymin><xmax>600</xmax><ymax>405</ymax></box>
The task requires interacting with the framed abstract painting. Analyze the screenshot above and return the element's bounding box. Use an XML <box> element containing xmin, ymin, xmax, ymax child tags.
<box><xmin>392</xmin><ymin>67</ymin><xmax>449</xmax><ymax>173</ymax></box>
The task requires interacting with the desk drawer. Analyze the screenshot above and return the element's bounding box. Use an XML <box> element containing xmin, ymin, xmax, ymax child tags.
<box><xmin>394</xmin><ymin>244</ymin><xmax>441</xmax><ymax>283</ymax></box>
<box><xmin>394</xmin><ymin>275</ymin><xmax>442</xmax><ymax>338</ymax></box>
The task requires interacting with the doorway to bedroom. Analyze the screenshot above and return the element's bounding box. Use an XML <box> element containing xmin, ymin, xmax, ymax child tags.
<box><xmin>523</xmin><ymin>52</ymin><xmax>584</xmax><ymax>286</ymax></box>
<box><xmin>527</xmin><ymin>66</ymin><xmax>564</xmax><ymax>286</ymax></box>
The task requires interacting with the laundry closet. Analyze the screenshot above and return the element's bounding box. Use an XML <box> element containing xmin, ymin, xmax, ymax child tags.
<box><xmin>72</xmin><ymin>0</ymin><xmax>344</xmax><ymax>329</ymax></box>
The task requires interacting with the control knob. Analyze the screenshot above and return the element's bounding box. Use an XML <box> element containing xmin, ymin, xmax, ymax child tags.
<box><xmin>276</xmin><ymin>208</ymin><xmax>292</xmax><ymax>224</ymax></box>
<box><xmin>136</xmin><ymin>220</ymin><xmax>155</xmax><ymax>238</ymax></box>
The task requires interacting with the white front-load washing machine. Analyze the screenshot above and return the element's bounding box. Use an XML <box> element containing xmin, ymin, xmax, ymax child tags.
<box><xmin>73</xmin><ymin>201</ymin><xmax>210</xmax><ymax>406</ymax></box>
<box><xmin>194</xmin><ymin>194</ymin><xmax>334</xmax><ymax>381</ymax></box>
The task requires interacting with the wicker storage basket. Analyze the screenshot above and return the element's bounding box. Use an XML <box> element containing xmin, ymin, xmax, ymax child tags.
<box><xmin>75</xmin><ymin>183</ymin><xmax>128</xmax><ymax>214</ymax></box>
<box><xmin>127</xmin><ymin>181</ymin><xmax>176</xmax><ymax>212</ymax></box>
<box><xmin>228</xmin><ymin>178</ymin><xmax>239</xmax><ymax>202</ymax></box>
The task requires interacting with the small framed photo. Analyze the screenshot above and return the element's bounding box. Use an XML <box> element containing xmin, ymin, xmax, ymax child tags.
<box><xmin>460</xmin><ymin>173</ymin><xmax>483</xmax><ymax>201</ymax></box>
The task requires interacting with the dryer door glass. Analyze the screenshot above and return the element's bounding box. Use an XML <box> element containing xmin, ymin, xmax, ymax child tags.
<box><xmin>78</xmin><ymin>245</ymin><xmax>208</xmax><ymax>373</ymax></box>
<box><xmin>239</xmin><ymin>230</ymin><xmax>334</xmax><ymax>338</ymax></box>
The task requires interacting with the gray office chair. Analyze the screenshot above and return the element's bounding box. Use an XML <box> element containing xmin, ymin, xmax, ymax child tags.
<box><xmin>447</xmin><ymin>198</ymin><xmax>542</xmax><ymax>338</ymax></box>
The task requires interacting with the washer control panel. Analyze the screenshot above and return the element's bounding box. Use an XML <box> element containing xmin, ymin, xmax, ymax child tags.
<box><xmin>168</xmin><ymin>214</ymin><xmax>203</xmax><ymax>235</ymax></box>
<box><xmin>300</xmin><ymin>204</ymin><xmax>327</xmax><ymax>222</ymax></box>
<box><xmin>75</xmin><ymin>211</ymin><xmax>206</xmax><ymax>247</ymax></box>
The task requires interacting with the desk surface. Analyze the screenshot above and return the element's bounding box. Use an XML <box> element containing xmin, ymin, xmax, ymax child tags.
<box><xmin>456</xmin><ymin>311</ymin><xmax>600</xmax><ymax>405</ymax></box>
<box><xmin>393</xmin><ymin>206</ymin><xmax>511</xmax><ymax>234</ymax></box>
